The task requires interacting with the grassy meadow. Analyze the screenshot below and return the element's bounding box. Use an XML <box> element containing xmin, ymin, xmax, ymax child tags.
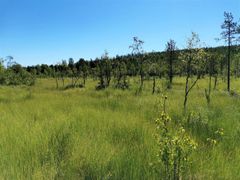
<box><xmin>0</xmin><ymin>77</ymin><xmax>240</xmax><ymax>179</ymax></box>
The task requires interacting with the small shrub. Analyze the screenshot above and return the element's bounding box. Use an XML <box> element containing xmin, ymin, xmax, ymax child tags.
<box><xmin>64</xmin><ymin>84</ymin><xmax>85</xmax><ymax>90</ymax></box>
<box><xmin>0</xmin><ymin>68</ymin><xmax>35</xmax><ymax>86</ymax></box>
<box><xmin>154</xmin><ymin>96</ymin><xmax>197</xmax><ymax>179</ymax></box>
<box><xmin>206</xmin><ymin>128</ymin><xmax>224</xmax><ymax>147</ymax></box>
<box><xmin>185</xmin><ymin>111</ymin><xmax>224</xmax><ymax>145</ymax></box>
<box><xmin>114</xmin><ymin>82</ymin><xmax>129</xmax><ymax>90</ymax></box>
<box><xmin>229</xmin><ymin>89</ymin><xmax>238</xmax><ymax>97</ymax></box>
<box><xmin>185</xmin><ymin>111</ymin><xmax>209</xmax><ymax>136</ymax></box>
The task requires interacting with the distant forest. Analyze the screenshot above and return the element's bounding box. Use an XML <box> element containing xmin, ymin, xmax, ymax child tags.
<box><xmin>24</xmin><ymin>45</ymin><xmax>240</xmax><ymax>79</ymax></box>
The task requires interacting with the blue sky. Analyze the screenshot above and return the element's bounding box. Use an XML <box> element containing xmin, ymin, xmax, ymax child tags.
<box><xmin>0</xmin><ymin>0</ymin><xmax>239</xmax><ymax>66</ymax></box>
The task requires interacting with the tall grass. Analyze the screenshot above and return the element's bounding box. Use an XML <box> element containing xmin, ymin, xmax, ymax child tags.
<box><xmin>0</xmin><ymin>77</ymin><xmax>240</xmax><ymax>179</ymax></box>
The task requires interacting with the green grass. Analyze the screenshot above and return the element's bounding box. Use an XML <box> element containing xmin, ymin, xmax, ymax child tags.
<box><xmin>0</xmin><ymin>77</ymin><xmax>240</xmax><ymax>179</ymax></box>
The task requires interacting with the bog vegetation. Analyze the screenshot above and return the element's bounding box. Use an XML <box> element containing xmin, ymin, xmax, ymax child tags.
<box><xmin>0</xmin><ymin>11</ymin><xmax>240</xmax><ymax>179</ymax></box>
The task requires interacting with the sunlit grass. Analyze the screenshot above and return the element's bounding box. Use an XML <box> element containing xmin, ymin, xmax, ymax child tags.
<box><xmin>0</xmin><ymin>77</ymin><xmax>240</xmax><ymax>179</ymax></box>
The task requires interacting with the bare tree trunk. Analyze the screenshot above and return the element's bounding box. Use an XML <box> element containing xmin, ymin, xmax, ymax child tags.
<box><xmin>55</xmin><ymin>77</ymin><xmax>59</xmax><ymax>89</ymax></box>
<box><xmin>152</xmin><ymin>76</ymin><xmax>156</xmax><ymax>94</ymax></box>
<box><xmin>61</xmin><ymin>76</ymin><xmax>65</xmax><ymax>87</ymax></box>
<box><xmin>169</xmin><ymin>51</ymin><xmax>173</xmax><ymax>87</ymax></box>
<box><xmin>227</xmin><ymin>36</ymin><xmax>231</xmax><ymax>92</ymax></box>
<box><xmin>214</xmin><ymin>75</ymin><xmax>218</xmax><ymax>90</ymax></box>
<box><xmin>72</xmin><ymin>76</ymin><xmax>74</xmax><ymax>86</ymax></box>
<box><xmin>140</xmin><ymin>73</ymin><xmax>144</xmax><ymax>91</ymax></box>
<box><xmin>205</xmin><ymin>75</ymin><xmax>212</xmax><ymax>105</ymax></box>
<box><xmin>183</xmin><ymin>76</ymin><xmax>189</xmax><ymax>112</ymax></box>
<box><xmin>83</xmin><ymin>76</ymin><xmax>86</xmax><ymax>86</ymax></box>
<box><xmin>184</xmin><ymin>75</ymin><xmax>199</xmax><ymax>112</ymax></box>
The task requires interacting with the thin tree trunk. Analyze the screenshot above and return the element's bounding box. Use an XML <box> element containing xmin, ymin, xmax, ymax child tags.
<box><xmin>169</xmin><ymin>51</ymin><xmax>173</xmax><ymax>86</ymax></box>
<box><xmin>62</xmin><ymin>77</ymin><xmax>65</xmax><ymax>87</ymax></box>
<box><xmin>55</xmin><ymin>77</ymin><xmax>59</xmax><ymax>89</ymax></box>
<box><xmin>152</xmin><ymin>76</ymin><xmax>156</xmax><ymax>94</ymax></box>
<box><xmin>72</xmin><ymin>76</ymin><xmax>74</xmax><ymax>86</ymax></box>
<box><xmin>227</xmin><ymin>34</ymin><xmax>231</xmax><ymax>92</ymax></box>
<box><xmin>83</xmin><ymin>76</ymin><xmax>86</xmax><ymax>86</ymax></box>
<box><xmin>184</xmin><ymin>74</ymin><xmax>189</xmax><ymax>112</ymax></box>
<box><xmin>214</xmin><ymin>75</ymin><xmax>218</xmax><ymax>90</ymax></box>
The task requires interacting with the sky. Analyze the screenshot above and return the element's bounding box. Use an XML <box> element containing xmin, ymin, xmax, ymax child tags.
<box><xmin>0</xmin><ymin>0</ymin><xmax>239</xmax><ymax>66</ymax></box>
